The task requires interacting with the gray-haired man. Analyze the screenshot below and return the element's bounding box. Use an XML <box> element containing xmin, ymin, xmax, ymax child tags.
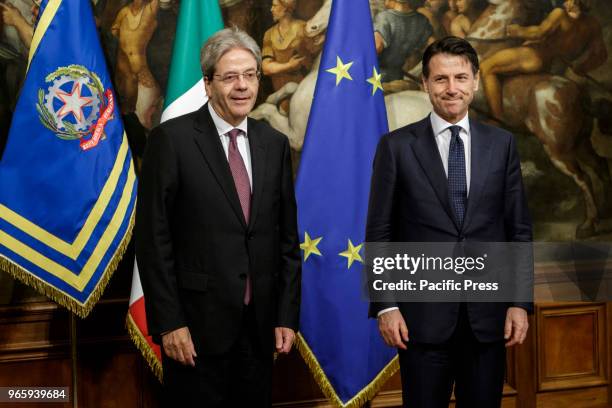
<box><xmin>136</xmin><ymin>27</ymin><xmax>301</xmax><ymax>406</ymax></box>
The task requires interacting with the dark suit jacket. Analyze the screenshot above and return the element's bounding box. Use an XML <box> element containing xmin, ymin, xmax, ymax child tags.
<box><xmin>366</xmin><ymin>115</ymin><xmax>532</xmax><ymax>344</ymax></box>
<box><xmin>135</xmin><ymin>104</ymin><xmax>301</xmax><ymax>355</ymax></box>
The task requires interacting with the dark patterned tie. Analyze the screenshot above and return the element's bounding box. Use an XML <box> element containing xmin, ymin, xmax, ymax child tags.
<box><xmin>447</xmin><ymin>125</ymin><xmax>467</xmax><ymax>226</ymax></box>
<box><xmin>227</xmin><ymin>128</ymin><xmax>252</xmax><ymax>304</ymax></box>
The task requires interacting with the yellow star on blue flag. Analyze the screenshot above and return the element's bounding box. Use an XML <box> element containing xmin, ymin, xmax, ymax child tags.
<box><xmin>300</xmin><ymin>232</ymin><xmax>323</xmax><ymax>261</ymax></box>
<box><xmin>295</xmin><ymin>0</ymin><xmax>396</xmax><ymax>405</ymax></box>
<box><xmin>339</xmin><ymin>239</ymin><xmax>364</xmax><ymax>268</ymax></box>
<box><xmin>326</xmin><ymin>56</ymin><xmax>353</xmax><ymax>86</ymax></box>
<box><xmin>367</xmin><ymin>67</ymin><xmax>383</xmax><ymax>95</ymax></box>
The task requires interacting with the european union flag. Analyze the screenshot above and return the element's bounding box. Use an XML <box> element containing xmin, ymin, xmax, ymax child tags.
<box><xmin>0</xmin><ymin>0</ymin><xmax>136</xmax><ymax>317</ymax></box>
<box><xmin>295</xmin><ymin>0</ymin><xmax>397</xmax><ymax>405</ymax></box>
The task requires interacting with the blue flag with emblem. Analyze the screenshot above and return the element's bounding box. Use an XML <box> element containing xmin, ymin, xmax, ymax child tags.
<box><xmin>294</xmin><ymin>0</ymin><xmax>398</xmax><ymax>405</ymax></box>
<box><xmin>0</xmin><ymin>0</ymin><xmax>136</xmax><ymax>317</ymax></box>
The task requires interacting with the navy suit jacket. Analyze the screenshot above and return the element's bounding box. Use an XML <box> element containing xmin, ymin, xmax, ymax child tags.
<box><xmin>366</xmin><ymin>115</ymin><xmax>532</xmax><ymax>343</ymax></box>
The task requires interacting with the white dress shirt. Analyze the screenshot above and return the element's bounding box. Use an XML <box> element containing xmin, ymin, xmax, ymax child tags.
<box><xmin>208</xmin><ymin>103</ymin><xmax>253</xmax><ymax>189</ymax></box>
<box><xmin>377</xmin><ymin>111</ymin><xmax>472</xmax><ymax>318</ymax></box>
<box><xmin>430</xmin><ymin>110</ymin><xmax>471</xmax><ymax>194</ymax></box>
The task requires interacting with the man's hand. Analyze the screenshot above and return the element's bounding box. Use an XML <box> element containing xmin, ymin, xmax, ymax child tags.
<box><xmin>377</xmin><ymin>309</ymin><xmax>409</xmax><ymax>350</ymax></box>
<box><xmin>275</xmin><ymin>327</ymin><xmax>295</xmax><ymax>354</ymax></box>
<box><xmin>162</xmin><ymin>326</ymin><xmax>197</xmax><ymax>366</ymax></box>
<box><xmin>504</xmin><ymin>307</ymin><xmax>529</xmax><ymax>347</ymax></box>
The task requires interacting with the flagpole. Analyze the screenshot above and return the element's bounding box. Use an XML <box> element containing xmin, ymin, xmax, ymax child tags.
<box><xmin>70</xmin><ymin>313</ymin><xmax>78</xmax><ymax>408</ymax></box>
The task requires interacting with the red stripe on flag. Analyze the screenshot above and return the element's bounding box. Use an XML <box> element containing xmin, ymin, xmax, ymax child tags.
<box><xmin>128</xmin><ymin>296</ymin><xmax>162</xmax><ymax>372</ymax></box>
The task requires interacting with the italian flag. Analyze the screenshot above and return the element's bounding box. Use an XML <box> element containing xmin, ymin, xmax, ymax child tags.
<box><xmin>126</xmin><ymin>0</ymin><xmax>224</xmax><ymax>380</ymax></box>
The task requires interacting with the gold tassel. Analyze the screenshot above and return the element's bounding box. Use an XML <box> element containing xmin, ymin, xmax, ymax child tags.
<box><xmin>0</xmin><ymin>205</ymin><xmax>135</xmax><ymax>319</ymax></box>
<box><xmin>294</xmin><ymin>333</ymin><xmax>399</xmax><ymax>407</ymax></box>
<box><xmin>126</xmin><ymin>313</ymin><xmax>163</xmax><ymax>382</ymax></box>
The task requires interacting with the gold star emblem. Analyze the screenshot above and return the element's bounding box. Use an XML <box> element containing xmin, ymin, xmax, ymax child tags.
<box><xmin>300</xmin><ymin>232</ymin><xmax>323</xmax><ymax>261</ymax></box>
<box><xmin>366</xmin><ymin>67</ymin><xmax>383</xmax><ymax>95</ymax></box>
<box><xmin>339</xmin><ymin>239</ymin><xmax>363</xmax><ymax>269</ymax></box>
<box><xmin>326</xmin><ymin>56</ymin><xmax>354</xmax><ymax>86</ymax></box>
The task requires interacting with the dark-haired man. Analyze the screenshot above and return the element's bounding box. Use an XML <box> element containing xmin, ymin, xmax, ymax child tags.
<box><xmin>366</xmin><ymin>36</ymin><xmax>533</xmax><ymax>407</ymax></box>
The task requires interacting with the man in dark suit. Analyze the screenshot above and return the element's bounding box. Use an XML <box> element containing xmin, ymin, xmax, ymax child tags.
<box><xmin>366</xmin><ymin>36</ymin><xmax>532</xmax><ymax>407</ymax></box>
<box><xmin>135</xmin><ymin>27</ymin><xmax>301</xmax><ymax>407</ymax></box>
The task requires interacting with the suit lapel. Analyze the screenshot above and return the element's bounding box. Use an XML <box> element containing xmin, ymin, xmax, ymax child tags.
<box><xmin>462</xmin><ymin>119</ymin><xmax>493</xmax><ymax>232</ymax></box>
<box><xmin>246</xmin><ymin>118</ymin><xmax>267</xmax><ymax>232</ymax></box>
<box><xmin>193</xmin><ymin>104</ymin><xmax>248</xmax><ymax>229</ymax></box>
<box><xmin>411</xmin><ymin>116</ymin><xmax>460</xmax><ymax>230</ymax></box>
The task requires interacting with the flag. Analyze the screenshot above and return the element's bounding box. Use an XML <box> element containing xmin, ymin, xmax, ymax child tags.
<box><xmin>126</xmin><ymin>0</ymin><xmax>224</xmax><ymax>381</ymax></box>
<box><xmin>294</xmin><ymin>0</ymin><xmax>398</xmax><ymax>406</ymax></box>
<box><xmin>161</xmin><ymin>0</ymin><xmax>223</xmax><ymax>121</ymax></box>
<box><xmin>0</xmin><ymin>0</ymin><xmax>136</xmax><ymax>317</ymax></box>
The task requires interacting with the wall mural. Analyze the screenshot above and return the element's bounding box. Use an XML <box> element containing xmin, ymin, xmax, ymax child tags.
<box><xmin>1</xmin><ymin>0</ymin><xmax>612</xmax><ymax>302</ymax></box>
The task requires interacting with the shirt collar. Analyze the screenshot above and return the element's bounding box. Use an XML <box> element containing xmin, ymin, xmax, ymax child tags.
<box><xmin>430</xmin><ymin>110</ymin><xmax>470</xmax><ymax>137</ymax></box>
<box><xmin>208</xmin><ymin>103</ymin><xmax>248</xmax><ymax>137</ymax></box>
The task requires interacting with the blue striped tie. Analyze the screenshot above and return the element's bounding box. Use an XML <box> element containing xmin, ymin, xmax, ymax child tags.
<box><xmin>448</xmin><ymin>125</ymin><xmax>467</xmax><ymax>226</ymax></box>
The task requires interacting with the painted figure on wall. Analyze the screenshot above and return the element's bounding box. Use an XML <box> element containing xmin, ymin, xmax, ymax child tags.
<box><xmin>296</xmin><ymin>0</ymin><xmax>612</xmax><ymax>239</ymax></box>
<box><xmin>417</xmin><ymin>0</ymin><xmax>450</xmax><ymax>39</ymax></box>
<box><xmin>0</xmin><ymin>1</ymin><xmax>42</xmax><ymax>305</ymax></box>
<box><xmin>3</xmin><ymin>1</ymin><xmax>612</xmax><ymax>308</ymax></box>
<box><xmin>221</xmin><ymin>0</ymin><xmax>256</xmax><ymax>33</ymax></box>
<box><xmin>450</xmin><ymin>0</ymin><xmax>474</xmax><ymax>37</ymax></box>
<box><xmin>111</xmin><ymin>0</ymin><xmax>161</xmax><ymax>129</ymax></box>
<box><xmin>373</xmin><ymin>0</ymin><xmax>434</xmax><ymax>84</ymax></box>
<box><xmin>0</xmin><ymin>0</ymin><xmax>38</xmax><ymax>155</ymax></box>
<box><xmin>250</xmin><ymin>0</ymin><xmax>331</xmax><ymax>152</ymax></box>
<box><xmin>466</xmin><ymin>0</ymin><xmax>611</xmax><ymax>238</ymax></box>
<box><xmin>262</xmin><ymin>0</ymin><xmax>320</xmax><ymax>114</ymax></box>
<box><xmin>0</xmin><ymin>1</ymin><xmax>34</xmax><ymax>51</ymax></box>
<box><xmin>480</xmin><ymin>0</ymin><xmax>607</xmax><ymax>120</ymax></box>
<box><xmin>442</xmin><ymin>0</ymin><xmax>458</xmax><ymax>33</ymax></box>
<box><xmin>0</xmin><ymin>0</ymin><xmax>36</xmax><ymax>109</ymax></box>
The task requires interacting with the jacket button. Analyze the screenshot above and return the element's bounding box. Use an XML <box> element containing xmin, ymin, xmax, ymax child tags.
<box><xmin>459</xmin><ymin>236</ymin><xmax>466</xmax><ymax>242</ymax></box>
<box><xmin>248</xmin><ymin>234</ymin><xmax>254</xmax><ymax>240</ymax></box>
<box><xmin>239</xmin><ymin>273</ymin><xmax>247</xmax><ymax>280</ymax></box>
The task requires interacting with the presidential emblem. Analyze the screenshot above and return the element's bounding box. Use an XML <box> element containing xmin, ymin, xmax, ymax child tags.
<box><xmin>37</xmin><ymin>65</ymin><xmax>115</xmax><ymax>151</ymax></box>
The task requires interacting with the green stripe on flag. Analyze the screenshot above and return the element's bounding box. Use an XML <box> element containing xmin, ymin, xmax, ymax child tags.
<box><xmin>163</xmin><ymin>0</ymin><xmax>224</xmax><ymax>110</ymax></box>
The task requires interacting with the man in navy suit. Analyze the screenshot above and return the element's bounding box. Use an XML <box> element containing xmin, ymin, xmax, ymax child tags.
<box><xmin>366</xmin><ymin>36</ymin><xmax>533</xmax><ymax>407</ymax></box>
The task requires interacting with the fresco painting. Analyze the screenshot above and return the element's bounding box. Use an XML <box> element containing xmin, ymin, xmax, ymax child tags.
<box><xmin>1</xmin><ymin>0</ymin><xmax>612</xmax><ymax>303</ymax></box>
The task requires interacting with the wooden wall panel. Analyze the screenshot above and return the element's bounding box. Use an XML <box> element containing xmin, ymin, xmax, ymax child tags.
<box><xmin>75</xmin><ymin>299</ymin><xmax>162</xmax><ymax>408</ymax></box>
<box><xmin>0</xmin><ymin>302</ymin><xmax>69</xmax><ymax>362</ymax></box>
<box><xmin>536</xmin><ymin>386</ymin><xmax>608</xmax><ymax>408</ymax></box>
<box><xmin>272</xmin><ymin>349</ymin><xmax>325</xmax><ymax>402</ymax></box>
<box><xmin>1</xmin><ymin>300</ymin><xmax>611</xmax><ymax>407</ymax></box>
<box><xmin>0</xmin><ymin>299</ymin><xmax>163</xmax><ymax>408</ymax></box>
<box><xmin>0</xmin><ymin>358</ymin><xmax>72</xmax><ymax>408</ymax></box>
<box><xmin>537</xmin><ymin>303</ymin><xmax>607</xmax><ymax>391</ymax></box>
<box><xmin>513</xmin><ymin>314</ymin><xmax>537</xmax><ymax>408</ymax></box>
<box><xmin>78</xmin><ymin>348</ymin><xmax>141</xmax><ymax>408</ymax></box>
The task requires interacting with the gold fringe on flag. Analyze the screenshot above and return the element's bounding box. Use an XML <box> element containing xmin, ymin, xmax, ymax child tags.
<box><xmin>294</xmin><ymin>333</ymin><xmax>399</xmax><ymax>408</ymax></box>
<box><xmin>0</xmin><ymin>206</ymin><xmax>135</xmax><ymax>319</ymax></box>
<box><xmin>126</xmin><ymin>313</ymin><xmax>163</xmax><ymax>382</ymax></box>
